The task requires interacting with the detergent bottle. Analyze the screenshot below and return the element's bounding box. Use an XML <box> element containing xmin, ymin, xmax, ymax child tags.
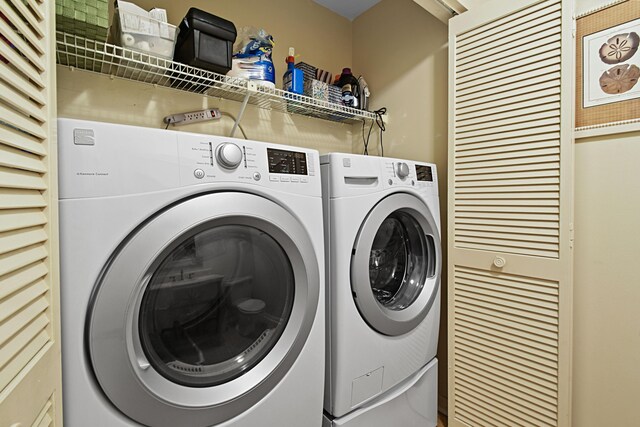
<box><xmin>283</xmin><ymin>47</ymin><xmax>303</xmax><ymax>94</ymax></box>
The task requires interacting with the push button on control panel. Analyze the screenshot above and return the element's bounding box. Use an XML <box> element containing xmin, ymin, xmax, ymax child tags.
<box><xmin>253</xmin><ymin>172</ymin><xmax>262</xmax><ymax>181</ymax></box>
<box><xmin>194</xmin><ymin>168</ymin><xmax>205</xmax><ymax>179</ymax></box>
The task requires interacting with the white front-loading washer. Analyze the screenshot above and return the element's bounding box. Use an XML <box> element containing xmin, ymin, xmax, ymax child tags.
<box><xmin>321</xmin><ymin>153</ymin><xmax>441</xmax><ymax>426</ymax></box>
<box><xmin>58</xmin><ymin>119</ymin><xmax>325</xmax><ymax>427</ymax></box>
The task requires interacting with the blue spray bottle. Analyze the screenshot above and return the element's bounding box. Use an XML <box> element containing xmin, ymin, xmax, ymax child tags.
<box><xmin>283</xmin><ymin>47</ymin><xmax>303</xmax><ymax>94</ymax></box>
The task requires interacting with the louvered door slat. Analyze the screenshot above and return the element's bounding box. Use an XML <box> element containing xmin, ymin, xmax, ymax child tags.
<box><xmin>454</xmin><ymin>340</ymin><xmax>558</xmax><ymax>387</ymax></box>
<box><xmin>0</xmin><ymin>0</ymin><xmax>61</xmax><ymax>424</ymax></box>
<box><xmin>449</xmin><ymin>1</ymin><xmax>572</xmax><ymax>424</ymax></box>
<box><xmin>0</xmin><ymin>104</ymin><xmax>45</xmax><ymax>139</ymax></box>
<box><xmin>0</xmin><ymin>127</ymin><xmax>47</xmax><ymax>156</ymax></box>
<box><xmin>458</xmin><ymin>61</ymin><xmax>560</xmax><ymax>101</ymax></box>
<box><xmin>455</xmin><ymin>365</ymin><xmax>557</xmax><ymax>413</ymax></box>
<box><xmin>455</xmin><ymin>354</ymin><xmax>558</xmax><ymax>399</ymax></box>
<box><xmin>456</xmin><ymin>311</ymin><xmax>558</xmax><ymax>349</ymax></box>
<box><xmin>0</xmin><ymin>80</ymin><xmax>47</xmax><ymax>123</ymax></box>
<box><xmin>457</xmin><ymin>81</ymin><xmax>560</xmax><ymax>111</ymax></box>
<box><xmin>33</xmin><ymin>400</ymin><xmax>53</xmax><ymax>427</ymax></box>
<box><xmin>457</xmin><ymin>90</ymin><xmax>561</xmax><ymax>119</ymax></box>
<box><xmin>0</xmin><ymin>189</ymin><xmax>46</xmax><ymax>209</ymax></box>
<box><xmin>457</xmin><ymin>118</ymin><xmax>560</xmax><ymax>141</ymax></box>
<box><xmin>0</xmin><ymin>209</ymin><xmax>47</xmax><ymax>233</ymax></box>
<box><xmin>456</xmin><ymin>138</ymin><xmax>559</xmax><ymax>156</ymax></box>
<box><xmin>0</xmin><ymin>20</ymin><xmax>44</xmax><ymax>71</ymax></box>
<box><xmin>0</xmin><ymin>145</ymin><xmax>47</xmax><ymax>173</ymax></box>
<box><xmin>458</xmin><ymin>0</ymin><xmax>557</xmax><ymax>47</ymax></box>
<box><xmin>456</xmin><ymin>223</ymin><xmax>559</xmax><ymax>236</ymax></box>
<box><xmin>0</xmin><ymin>297</ymin><xmax>49</xmax><ymax>350</ymax></box>
<box><xmin>457</xmin><ymin>147</ymin><xmax>559</xmax><ymax>163</ymax></box>
<box><xmin>459</xmin><ymin>6</ymin><xmax>561</xmax><ymax>56</ymax></box>
<box><xmin>457</xmin><ymin>110</ymin><xmax>560</xmax><ymax>134</ymax></box>
<box><xmin>455</xmin><ymin>304</ymin><xmax>558</xmax><ymax>337</ymax></box>
<box><xmin>458</xmin><ymin>23</ymin><xmax>561</xmax><ymax>71</ymax></box>
<box><xmin>459</xmin><ymin>378</ymin><xmax>557</xmax><ymax>427</ymax></box>
<box><xmin>455</xmin><ymin>400</ymin><xmax>502</xmax><ymax>427</ymax></box>
<box><xmin>457</xmin><ymin>32</ymin><xmax>561</xmax><ymax>74</ymax></box>
<box><xmin>0</xmin><ymin>330</ymin><xmax>49</xmax><ymax>390</ymax></box>
<box><xmin>0</xmin><ymin>227</ymin><xmax>48</xmax><ymax>256</ymax></box>
<box><xmin>456</xmin><ymin>159</ymin><xmax>560</xmax><ymax>174</ymax></box>
<box><xmin>457</xmin><ymin>102</ymin><xmax>560</xmax><ymax>128</ymax></box>
<box><xmin>0</xmin><ymin>46</ymin><xmax>44</xmax><ymax>88</ymax></box>
<box><xmin>458</xmin><ymin>53</ymin><xmax>560</xmax><ymax>91</ymax></box>
<box><xmin>458</xmin><ymin>44</ymin><xmax>561</xmax><ymax>83</ymax></box>
<box><xmin>1</xmin><ymin>1</ymin><xmax>44</xmax><ymax>55</ymax></box>
<box><xmin>6</xmin><ymin>0</ymin><xmax>44</xmax><ymax>37</ymax></box>
<box><xmin>0</xmin><ymin>281</ymin><xmax>48</xmax><ymax>336</ymax></box>
<box><xmin>0</xmin><ymin>166</ymin><xmax>47</xmax><ymax>190</ymax></box>
<box><xmin>0</xmin><ymin>262</ymin><xmax>48</xmax><ymax>300</ymax></box>
<box><xmin>0</xmin><ymin>245</ymin><xmax>48</xmax><ymax>277</ymax></box>
<box><xmin>0</xmin><ymin>64</ymin><xmax>46</xmax><ymax>106</ymax></box>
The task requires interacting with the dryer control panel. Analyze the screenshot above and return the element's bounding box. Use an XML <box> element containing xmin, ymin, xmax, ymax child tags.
<box><xmin>382</xmin><ymin>160</ymin><xmax>436</xmax><ymax>190</ymax></box>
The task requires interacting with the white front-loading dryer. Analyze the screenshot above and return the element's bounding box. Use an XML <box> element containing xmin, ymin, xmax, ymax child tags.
<box><xmin>58</xmin><ymin>119</ymin><xmax>325</xmax><ymax>427</ymax></box>
<box><xmin>321</xmin><ymin>153</ymin><xmax>441</xmax><ymax>426</ymax></box>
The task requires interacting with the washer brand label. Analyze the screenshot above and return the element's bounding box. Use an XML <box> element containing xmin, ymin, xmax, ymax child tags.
<box><xmin>76</xmin><ymin>172</ymin><xmax>109</xmax><ymax>176</ymax></box>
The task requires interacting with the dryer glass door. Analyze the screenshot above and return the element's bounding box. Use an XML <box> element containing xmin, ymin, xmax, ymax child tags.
<box><xmin>369</xmin><ymin>211</ymin><xmax>435</xmax><ymax>310</ymax></box>
<box><xmin>351</xmin><ymin>193</ymin><xmax>442</xmax><ymax>336</ymax></box>
<box><xmin>138</xmin><ymin>224</ymin><xmax>294</xmax><ymax>387</ymax></box>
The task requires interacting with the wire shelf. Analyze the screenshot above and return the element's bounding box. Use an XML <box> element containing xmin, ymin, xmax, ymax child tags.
<box><xmin>55</xmin><ymin>32</ymin><xmax>376</xmax><ymax>124</ymax></box>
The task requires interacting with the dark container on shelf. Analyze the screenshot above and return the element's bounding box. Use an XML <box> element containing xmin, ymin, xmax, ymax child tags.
<box><xmin>173</xmin><ymin>8</ymin><xmax>237</xmax><ymax>74</ymax></box>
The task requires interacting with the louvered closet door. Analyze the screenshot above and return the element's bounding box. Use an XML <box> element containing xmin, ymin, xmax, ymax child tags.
<box><xmin>448</xmin><ymin>0</ymin><xmax>573</xmax><ymax>426</ymax></box>
<box><xmin>0</xmin><ymin>0</ymin><xmax>62</xmax><ymax>426</ymax></box>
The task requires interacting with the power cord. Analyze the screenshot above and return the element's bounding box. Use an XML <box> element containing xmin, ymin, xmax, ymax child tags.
<box><xmin>362</xmin><ymin>107</ymin><xmax>387</xmax><ymax>156</ymax></box>
<box><xmin>221</xmin><ymin>112</ymin><xmax>248</xmax><ymax>139</ymax></box>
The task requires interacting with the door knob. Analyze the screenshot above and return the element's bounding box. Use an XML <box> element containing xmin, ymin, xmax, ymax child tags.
<box><xmin>493</xmin><ymin>256</ymin><xmax>506</xmax><ymax>268</ymax></box>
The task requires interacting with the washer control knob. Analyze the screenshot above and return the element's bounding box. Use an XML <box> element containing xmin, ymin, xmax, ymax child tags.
<box><xmin>194</xmin><ymin>168</ymin><xmax>205</xmax><ymax>179</ymax></box>
<box><xmin>216</xmin><ymin>143</ymin><xmax>243</xmax><ymax>169</ymax></box>
<box><xmin>396</xmin><ymin>162</ymin><xmax>410</xmax><ymax>179</ymax></box>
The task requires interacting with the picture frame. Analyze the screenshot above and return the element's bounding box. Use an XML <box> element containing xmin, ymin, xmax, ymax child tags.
<box><xmin>576</xmin><ymin>0</ymin><xmax>640</xmax><ymax>137</ymax></box>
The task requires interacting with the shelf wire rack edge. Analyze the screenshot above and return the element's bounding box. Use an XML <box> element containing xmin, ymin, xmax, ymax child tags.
<box><xmin>55</xmin><ymin>32</ymin><xmax>376</xmax><ymax>124</ymax></box>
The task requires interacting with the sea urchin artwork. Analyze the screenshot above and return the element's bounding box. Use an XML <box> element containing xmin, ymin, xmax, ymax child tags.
<box><xmin>598</xmin><ymin>32</ymin><xmax>640</xmax><ymax>64</ymax></box>
<box><xmin>599</xmin><ymin>64</ymin><xmax>640</xmax><ymax>94</ymax></box>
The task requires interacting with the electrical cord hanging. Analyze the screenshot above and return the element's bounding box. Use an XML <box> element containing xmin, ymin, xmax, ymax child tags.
<box><xmin>362</xmin><ymin>107</ymin><xmax>387</xmax><ymax>156</ymax></box>
<box><xmin>221</xmin><ymin>112</ymin><xmax>248</xmax><ymax>139</ymax></box>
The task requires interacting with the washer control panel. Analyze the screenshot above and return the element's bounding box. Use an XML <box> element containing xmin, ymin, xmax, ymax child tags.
<box><xmin>177</xmin><ymin>133</ymin><xmax>319</xmax><ymax>194</ymax></box>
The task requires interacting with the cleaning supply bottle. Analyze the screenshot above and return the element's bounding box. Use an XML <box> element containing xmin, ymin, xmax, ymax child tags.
<box><xmin>337</xmin><ymin>68</ymin><xmax>360</xmax><ymax>108</ymax></box>
<box><xmin>283</xmin><ymin>47</ymin><xmax>303</xmax><ymax>94</ymax></box>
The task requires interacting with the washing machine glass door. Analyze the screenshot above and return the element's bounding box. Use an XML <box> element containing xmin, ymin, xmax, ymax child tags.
<box><xmin>138</xmin><ymin>224</ymin><xmax>294</xmax><ymax>388</ymax></box>
<box><xmin>351</xmin><ymin>193</ymin><xmax>441</xmax><ymax>336</ymax></box>
<box><xmin>88</xmin><ymin>192</ymin><xmax>319</xmax><ymax>427</ymax></box>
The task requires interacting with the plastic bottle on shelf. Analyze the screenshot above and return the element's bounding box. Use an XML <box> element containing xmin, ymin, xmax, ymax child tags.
<box><xmin>283</xmin><ymin>47</ymin><xmax>303</xmax><ymax>94</ymax></box>
<box><xmin>336</xmin><ymin>68</ymin><xmax>360</xmax><ymax>108</ymax></box>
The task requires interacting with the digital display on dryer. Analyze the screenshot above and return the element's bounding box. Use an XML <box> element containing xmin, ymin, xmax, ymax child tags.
<box><xmin>267</xmin><ymin>148</ymin><xmax>308</xmax><ymax>175</ymax></box>
<box><xmin>416</xmin><ymin>165</ymin><xmax>433</xmax><ymax>182</ymax></box>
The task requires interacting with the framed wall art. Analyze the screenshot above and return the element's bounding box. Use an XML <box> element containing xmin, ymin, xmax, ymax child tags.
<box><xmin>576</xmin><ymin>0</ymin><xmax>640</xmax><ymax>137</ymax></box>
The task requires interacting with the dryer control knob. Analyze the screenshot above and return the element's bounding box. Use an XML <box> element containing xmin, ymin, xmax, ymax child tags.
<box><xmin>216</xmin><ymin>143</ymin><xmax>243</xmax><ymax>169</ymax></box>
<box><xmin>396</xmin><ymin>162</ymin><xmax>410</xmax><ymax>179</ymax></box>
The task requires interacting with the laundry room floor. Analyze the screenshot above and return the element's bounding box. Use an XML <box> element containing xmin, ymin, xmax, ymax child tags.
<box><xmin>437</xmin><ymin>413</ymin><xmax>447</xmax><ymax>427</ymax></box>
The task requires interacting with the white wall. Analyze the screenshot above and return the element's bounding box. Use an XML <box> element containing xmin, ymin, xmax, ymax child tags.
<box><xmin>573</xmin><ymin>1</ymin><xmax>640</xmax><ymax>425</ymax></box>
